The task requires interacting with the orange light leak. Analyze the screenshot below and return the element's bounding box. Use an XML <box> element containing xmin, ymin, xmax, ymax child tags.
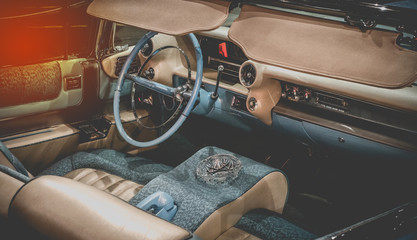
<box><xmin>2</xmin><ymin>26</ymin><xmax>65</xmax><ymax>66</ymax></box>
<box><xmin>0</xmin><ymin>2</ymin><xmax>66</xmax><ymax>67</ymax></box>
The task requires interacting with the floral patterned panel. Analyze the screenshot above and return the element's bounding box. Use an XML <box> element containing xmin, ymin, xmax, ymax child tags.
<box><xmin>0</xmin><ymin>61</ymin><xmax>61</xmax><ymax>108</ymax></box>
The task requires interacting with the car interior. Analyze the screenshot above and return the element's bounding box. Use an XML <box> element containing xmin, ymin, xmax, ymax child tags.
<box><xmin>1</xmin><ymin>0</ymin><xmax>417</xmax><ymax>239</ymax></box>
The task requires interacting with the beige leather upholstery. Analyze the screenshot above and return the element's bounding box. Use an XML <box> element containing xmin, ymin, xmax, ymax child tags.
<box><xmin>229</xmin><ymin>5</ymin><xmax>417</xmax><ymax>88</ymax></box>
<box><xmin>195</xmin><ymin>172</ymin><xmax>288</xmax><ymax>240</ymax></box>
<box><xmin>64</xmin><ymin>168</ymin><xmax>143</xmax><ymax>202</ymax></box>
<box><xmin>87</xmin><ymin>0</ymin><xmax>230</xmax><ymax>36</ymax></box>
<box><xmin>0</xmin><ymin>172</ymin><xmax>24</xmax><ymax>218</ymax></box>
<box><xmin>216</xmin><ymin>227</ymin><xmax>261</xmax><ymax>240</ymax></box>
<box><xmin>9</xmin><ymin>176</ymin><xmax>191</xmax><ymax>240</ymax></box>
<box><xmin>0</xmin><ymin>153</ymin><xmax>16</xmax><ymax>171</ymax></box>
<box><xmin>0</xmin><ymin>153</ymin><xmax>34</xmax><ymax>178</ymax></box>
<box><xmin>8</xmin><ymin>130</ymin><xmax>78</xmax><ymax>176</ymax></box>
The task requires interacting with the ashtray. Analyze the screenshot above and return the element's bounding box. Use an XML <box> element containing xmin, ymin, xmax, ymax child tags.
<box><xmin>196</xmin><ymin>154</ymin><xmax>242</xmax><ymax>185</ymax></box>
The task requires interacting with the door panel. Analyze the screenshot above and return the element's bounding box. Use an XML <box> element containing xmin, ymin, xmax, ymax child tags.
<box><xmin>1</xmin><ymin>125</ymin><xmax>79</xmax><ymax>175</ymax></box>
<box><xmin>0</xmin><ymin>61</ymin><xmax>61</xmax><ymax>108</ymax></box>
<box><xmin>0</xmin><ymin>58</ymin><xmax>85</xmax><ymax>119</ymax></box>
<box><xmin>0</xmin><ymin>109</ymin><xmax>155</xmax><ymax>175</ymax></box>
<box><xmin>0</xmin><ymin>60</ymin><xmax>102</xmax><ymax>138</ymax></box>
<box><xmin>0</xmin><ymin>3</ymin><xmax>156</xmax><ymax>174</ymax></box>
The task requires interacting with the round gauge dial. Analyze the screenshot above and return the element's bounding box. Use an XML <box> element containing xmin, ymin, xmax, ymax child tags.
<box><xmin>240</xmin><ymin>63</ymin><xmax>256</xmax><ymax>87</ymax></box>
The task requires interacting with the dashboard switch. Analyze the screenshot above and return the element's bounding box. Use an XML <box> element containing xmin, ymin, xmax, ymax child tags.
<box><xmin>64</xmin><ymin>75</ymin><xmax>82</xmax><ymax>91</ymax></box>
<box><xmin>283</xmin><ymin>83</ymin><xmax>313</xmax><ymax>102</ymax></box>
<box><xmin>231</xmin><ymin>95</ymin><xmax>249</xmax><ymax>113</ymax></box>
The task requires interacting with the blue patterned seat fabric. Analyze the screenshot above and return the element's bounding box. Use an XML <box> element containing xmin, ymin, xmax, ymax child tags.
<box><xmin>129</xmin><ymin>146</ymin><xmax>282</xmax><ymax>231</ymax></box>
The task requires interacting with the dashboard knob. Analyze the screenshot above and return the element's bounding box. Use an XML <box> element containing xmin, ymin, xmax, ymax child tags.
<box><xmin>248</xmin><ymin>97</ymin><xmax>257</xmax><ymax>111</ymax></box>
<box><xmin>141</xmin><ymin>41</ymin><xmax>153</xmax><ymax>57</ymax></box>
<box><xmin>304</xmin><ymin>89</ymin><xmax>312</xmax><ymax>101</ymax></box>
<box><xmin>144</xmin><ymin>67</ymin><xmax>155</xmax><ymax>79</ymax></box>
<box><xmin>293</xmin><ymin>95</ymin><xmax>300</xmax><ymax>102</ymax></box>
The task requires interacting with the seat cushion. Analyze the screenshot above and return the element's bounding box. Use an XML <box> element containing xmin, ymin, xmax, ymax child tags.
<box><xmin>65</xmin><ymin>168</ymin><xmax>143</xmax><ymax>202</ymax></box>
<box><xmin>9</xmin><ymin>176</ymin><xmax>192</xmax><ymax>240</ymax></box>
<box><xmin>130</xmin><ymin>146</ymin><xmax>288</xmax><ymax>234</ymax></box>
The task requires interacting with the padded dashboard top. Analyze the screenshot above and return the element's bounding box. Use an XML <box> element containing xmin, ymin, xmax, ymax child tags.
<box><xmin>229</xmin><ymin>5</ymin><xmax>417</xmax><ymax>89</ymax></box>
<box><xmin>87</xmin><ymin>0</ymin><xmax>230</xmax><ymax>36</ymax></box>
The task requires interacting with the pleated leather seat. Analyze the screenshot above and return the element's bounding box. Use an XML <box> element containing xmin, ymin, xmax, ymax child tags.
<box><xmin>65</xmin><ymin>168</ymin><xmax>144</xmax><ymax>202</ymax></box>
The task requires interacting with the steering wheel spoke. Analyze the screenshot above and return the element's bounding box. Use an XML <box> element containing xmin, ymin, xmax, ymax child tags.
<box><xmin>126</xmin><ymin>74</ymin><xmax>176</xmax><ymax>98</ymax></box>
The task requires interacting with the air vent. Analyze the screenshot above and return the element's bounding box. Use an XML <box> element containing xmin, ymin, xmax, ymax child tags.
<box><xmin>115</xmin><ymin>56</ymin><xmax>140</xmax><ymax>76</ymax></box>
<box><xmin>240</xmin><ymin>63</ymin><xmax>256</xmax><ymax>87</ymax></box>
<box><xmin>140</xmin><ymin>40</ymin><xmax>153</xmax><ymax>57</ymax></box>
<box><xmin>208</xmin><ymin>57</ymin><xmax>241</xmax><ymax>84</ymax></box>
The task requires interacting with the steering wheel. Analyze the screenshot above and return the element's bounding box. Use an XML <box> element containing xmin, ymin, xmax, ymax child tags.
<box><xmin>113</xmin><ymin>31</ymin><xmax>203</xmax><ymax>147</ymax></box>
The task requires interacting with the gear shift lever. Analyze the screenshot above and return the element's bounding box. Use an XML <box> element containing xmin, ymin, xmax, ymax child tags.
<box><xmin>211</xmin><ymin>65</ymin><xmax>224</xmax><ymax>100</ymax></box>
<box><xmin>192</xmin><ymin>65</ymin><xmax>223</xmax><ymax>115</ymax></box>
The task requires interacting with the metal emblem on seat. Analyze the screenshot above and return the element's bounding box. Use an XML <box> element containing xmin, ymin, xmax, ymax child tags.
<box><xmin>196</xmin><ymin>154</ymin><xmax>242</xmax><ymax>185</ymax></box>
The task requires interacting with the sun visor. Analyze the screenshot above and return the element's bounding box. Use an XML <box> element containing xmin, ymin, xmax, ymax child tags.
<box><xmin>87</xmin><ymin>0</ymin><xmax>231</xmax><ymax>36</ymax></box>
<box><xmin>229</xmin><ymin>5</ymin><xmax>417</xmax><ymax>88</ymax></box>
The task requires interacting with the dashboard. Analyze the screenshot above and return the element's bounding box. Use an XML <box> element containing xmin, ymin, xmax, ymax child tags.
<box><xmin>199</xmin><ymin>28</ymin><xmax>417</xmax><ymax>149</ymax></box>
<box><xmin>199</xmin><ymin>29</ymin><xmax>417</xmax><ymax>157</ymax></box>
<box><xmin>101</xmin><ymin>24</ymin><xmax>417</xmax><ymax>159</ymax></box>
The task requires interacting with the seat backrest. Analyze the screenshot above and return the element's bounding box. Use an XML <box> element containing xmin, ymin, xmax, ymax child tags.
<box><xmin>8</xmin><ymin>175</ymin><xmax>194</xmax><ymax>240</ymax></box>
<box><xmin>0</xmin><ymin>171</ymin><xmax>24</xmax><ymax>218</ymax></box>
<box><xmin>0</xmin><ymin>141</ymin><xmax>30</xmax><ymax>218</ymax></box>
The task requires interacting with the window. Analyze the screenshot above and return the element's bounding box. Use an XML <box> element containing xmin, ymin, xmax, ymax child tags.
<box><xmin>0</xmin><ymin>0</ymin><xmax>96</xmax><ymax>67</ymax></box>
<box><xmin>114</xmin><ymin>24</ymin><xmax>148</xmax><ymax>48</ymax></box>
